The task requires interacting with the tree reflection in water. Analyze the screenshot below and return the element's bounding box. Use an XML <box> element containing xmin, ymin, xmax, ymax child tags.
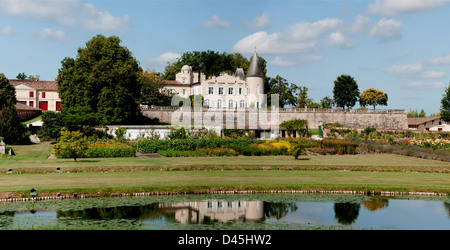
<box><xmin>333</xmin><ymin>203</ymin><xmax>360</xmax><ymax>225</ymax></box>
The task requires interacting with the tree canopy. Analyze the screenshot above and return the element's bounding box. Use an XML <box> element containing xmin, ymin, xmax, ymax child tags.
<box><xmin>440</xmin><ymin>83</ymin><xmax>450</xmax><ymax>122</ymax></box>
<box><xmin>162</xmin><ymin>50</ymin><xmax>267</xmax><ymax>80</ymax></box>
<box><xmin>57</xmin><ymin>34</ymin><xmax>142</xmax><ymax>125</ymax></box>
<box><xmin>0</xmin><ymin>73</ymin><xmax>17</xmax><ymax>109</ymax></box>
<box><xmin>333</xmin><ymin>74</ymin><xmax>360</xmax><ymax>109</ymax></box>
<box><xmin>359</xmin><ymin>88</ymin><xmax>388</xmax><ymax>110</ymax></box>
<box><xmin>140</xmin><ymin>70</ymin><xmax>173</xmax><ymax>106</ymax></box>
<box><xmin>266</xmin><ymin>75</ymin><xmax>298</xmax><ymax>107</ymax></box>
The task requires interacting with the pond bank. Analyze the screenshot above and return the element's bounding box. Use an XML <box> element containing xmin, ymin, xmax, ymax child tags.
<box><xmin>0</xmin><ymin>188</ymin><xmax>446</xmax><ymax>203</ymax></box>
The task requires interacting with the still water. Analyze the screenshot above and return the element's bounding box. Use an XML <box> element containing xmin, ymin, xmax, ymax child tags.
<box><xmin>0</xmin><ymin>194</ymin><xmax>449</xmax><ymax>230</ymax></box>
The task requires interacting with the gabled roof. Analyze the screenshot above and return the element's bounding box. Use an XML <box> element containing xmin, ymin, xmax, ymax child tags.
<box><xmin>407</xmin><ymin>117</ymin><xmax>441</xmax><ymax>126</ymax></box>
<box><xmin>10</xmin><ymin>80</ymin><xmax>58</xmax><ymax>91</ymax></box>
<box><xmin>15</xmin><ymin>102</ymin><xmax>41</xmax><ymax>111</ymax></box>
<box><xmin>246</xmin><ymin>50</ymin><xmax>264</xmax><ymax>78</ymax></box>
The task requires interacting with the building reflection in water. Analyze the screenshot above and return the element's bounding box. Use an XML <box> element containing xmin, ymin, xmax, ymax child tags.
<box><xmin>163</xmin><ymin>200</ymin><xmax>265</xmax><ymax>224</ymax></box>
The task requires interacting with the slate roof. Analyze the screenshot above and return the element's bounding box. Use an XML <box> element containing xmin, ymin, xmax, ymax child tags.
<box><xmin>15</xmin><ymin>102</ymin><xmax>41</xmax><ymax>111</ymax></box>
<box><xmin>246</xmin><ymin>50</ymin><xmax>264</xmax><ymax>78</ymax></box>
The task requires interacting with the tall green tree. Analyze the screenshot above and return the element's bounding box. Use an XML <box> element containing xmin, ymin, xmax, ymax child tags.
<box><xmin>320</xmin><ymin>96</ymin><xmax>335</xmax><ymax>109</ymax></box>
<box><xmin>16</xmin><ymin>72</ymin><xmax>27</xmax><ymax>80</ymax></box>
<box><xmin>440</xmin><ymin>83</ymin><xmax>450</xmax><ymax>122</ymax></box>
<box><xmin>266</xmin><ymin>75</ymin><xmax>298</xmax><ymax>107</ymax></box>
<box><xmin>140</xmin><ymin>70</ymin><xmax>174</xmax><ymax>106</ymax></box>
<box><xmin>359</xmin><ymin>88</ymin><xmax>388</xmax><ymax>110</ymax></box>
<box><xmin>333</xmin><ymin>74</ymin><xmax>360</xmax><ymax>109</ymax></box>
<box><xmin>0</xmin><ymin>73</ymin><xmax>17</xmax><ymax>108</ymax></box>
<box><xmin>57</xmin><ymin>34</ymin><xmax>142</xmax><ymax>124</ymax></box>
<box><xmin>0</xmin><ymin>99</ymin><xmax>30</xmax><ymax>144</ymax></box>
<box><xmin>40</xmin><ymin>111</ymin><xmax>64</xmax><ymax>140</ymax></box>
<box><xmin>296</xmin><ymin>86</ymin><xmax>310</xmax><ymax>108</ymax></box>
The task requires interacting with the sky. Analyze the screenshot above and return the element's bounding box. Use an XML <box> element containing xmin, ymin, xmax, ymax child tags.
<box><xmin>1</xmin><ymin>0</ymin><xmax>450</xmax><ymax>115</ymax></box>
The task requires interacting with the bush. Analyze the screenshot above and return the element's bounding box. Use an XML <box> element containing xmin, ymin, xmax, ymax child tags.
<box><xmin>136</xmin><ymin>138</ymin><xmax>256</xmax><ymax>153</ymax></box>
<box><xmin>84</xmin><ymin>143</ymin><xmax>136</xmax><ymax>158</ymax></box>
<box><xmin>157</xmin><ymin>148</ymin><xmax>238</xmax><ymax>157</ymax></box>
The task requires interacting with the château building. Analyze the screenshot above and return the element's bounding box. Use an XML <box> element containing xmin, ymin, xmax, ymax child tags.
<box><xmin>162</xmin><ymin>50</ymin><xmax>266</xmax><ymax>109</ymax></box>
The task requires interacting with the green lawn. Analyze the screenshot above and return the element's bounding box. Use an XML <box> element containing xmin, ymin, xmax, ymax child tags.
<box><xmin>0</xmin><ymin>142</ymin><xmax>449</xmax><ymax>197</ymax></box>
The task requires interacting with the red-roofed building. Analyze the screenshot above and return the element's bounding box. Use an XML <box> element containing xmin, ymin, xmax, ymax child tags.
<box><xmin>10</xmin><ymin>80</ymin><xmax>61</xmax><ymax>111</ymax></box>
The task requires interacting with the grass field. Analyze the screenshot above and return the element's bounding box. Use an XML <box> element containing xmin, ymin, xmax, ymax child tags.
<box><xmin>0</xmin><ymin>142</ymin><xmax>449</xmax><ymax>197</ymax></box>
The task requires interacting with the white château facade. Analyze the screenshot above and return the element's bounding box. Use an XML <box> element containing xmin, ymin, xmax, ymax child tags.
<box><xmin>162</xmin><ymin>50</ymin><xmax>265</xmax><ymax>109</ymax></box>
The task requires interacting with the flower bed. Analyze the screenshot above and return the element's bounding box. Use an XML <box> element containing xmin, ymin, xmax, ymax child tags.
<box><xmin>157</xmin><ymin>148</ymin><xmax>239</xmax><ymax>157</ymax></box>
<box><xmin>394</xmin><ymin>137</ymin><xmax>450</xmax><ymax>150</ymax></box>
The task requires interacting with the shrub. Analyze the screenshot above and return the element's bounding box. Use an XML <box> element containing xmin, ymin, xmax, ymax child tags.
<box><xmin>157</xmin><ymin>148</ymin><xmax>238</xmax><ymax>157</ymax></box>
<box><xmin>136</xmin><ymin>138</ymin><xmax>256</xmax><ymax>153</ymax></box>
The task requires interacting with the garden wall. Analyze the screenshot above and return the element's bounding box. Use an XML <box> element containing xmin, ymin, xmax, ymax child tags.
<box><xmin>142</xmin><ymin>107</ymin><xmax>408</xmax><ymax>130</ymax></box>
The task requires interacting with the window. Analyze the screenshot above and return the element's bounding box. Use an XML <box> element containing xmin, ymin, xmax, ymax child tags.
<box><xmin>218</xmin><ymin>87</ymin><xmax>224</xmax><ymax>95</ymax></box>
<box><xmin>239</xmin><ymin>88</ymin><xmax>242</xmax><ymax>95</ymax></box>
<box><xmin>205</xmin><ymin>99</ymin><xmax>210</xmax><ymax>107</ymax></box>
<box><xmin>240</xmin><ymin>100</ymin><xmax>245</xmax><ymax>108</ymax></box>
<box><xmin>229</xmin><ymin>100</ymin><xmax>234</xmax><ymax>109</ymax></box>
<box><xmin>228</xmin><ymin>87</ymin><xmax>233</xmax><ymax>95</ymax></box>
<box><xmin>217</xmin><ymin>99</ymin><xmax>222</xmax><ymax>108</ymax></box>
<box><xmin>246</xmin><ymin>88</ymin><xmax>249</xmax><ymax>95</ymax></box>
<box><xmin>183</xmin><ymin>89</ymin><xmax>186</xmax><ymax>95</ymax></box>
<box><xmin>42</xmin><ymin>92</ymin><xmax>46</xmax><ymax>98</ymax></box>
<box><xmin>208</xmin><ymin>86</ymin><xmax>214</xmax><ymax>95</ymax></box>
<box><xmin>257</xmin><ymin>85</ymin><xmax>260</xmax><ymax>94</ymax></box>
<box><xmin>29</xmin><ymin>101</ymin><xmax>34</xmax><ymax>107</ymax></box>
<box><xmin>29</xmin><ymin>91</ymin><xmax>34</xmax><ymax>98</ymax></box>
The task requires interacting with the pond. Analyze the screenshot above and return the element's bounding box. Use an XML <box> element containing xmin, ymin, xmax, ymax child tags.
<box><xmin>0</xmin><ymin>194</ymin><xmax>449</xmax><ymax>230</ymax></box>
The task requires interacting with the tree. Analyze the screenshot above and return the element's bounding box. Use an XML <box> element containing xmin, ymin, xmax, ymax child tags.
<box><xmin>296</xmin><ymin>86</ymin><xmax>310</xmax><ymax>108</ymax></box>
<box><xmin>280</xmin><ymin>119</ymin><xmax>308</xmax><ymax>137</ymax></box>
<box><xmin>266</xmin><ymin>75</ymin><xmax>298</xmax><ymax>107</ymax></box>
<box><xmin>140</xmin><ymin>69</ymin><xmax>173</xmax><ymax>106</ymax></box>
<box><xmin>162</xmin><ymin>50</ymin><xmax>267</xmax><ymax>80</ymax></box>
<box><xmin>0</xmin><ymin>73</ymin><xmax>17</xmax><ymax>108</ymax></box>
<box><xmin>57</xmin><ymin>34</ymin><xmax>142</xmax><ymax>125</ymax></box>
<box><xmin>61</xmin><ymin>106</ymin><xmax>100</xmax><ymax>131</ymax></box>
<box><xmin>40</xmin><ymin>111</ymin><xmax>64</xmax><ymax>140</ymax></box>
<box><xmin>441</xmin><ymin>83</ymin><xmax>450</xmax><ymax>122</ymax></box>
<box><xmin>53</xmin><ymin>128</ymin><xmax>87</xmax><ymax>161</ymax></box>
<box><xmin>16</xmin><ymin>73</ymin><xmax>27</xmax><ymax>80</ymax></box>
<box><xmin>320</xmin><ymin>96</ymin><xmax>335</xmax><ymax>109</ymax></box>
<box><xmin>359</xmin><ymin>88</ymin><xmax>388</xmax><ymax>110</ymax></box>
<box><xmin>0</xmin><ymin>99</ymin><xmax>30</xmax><ymax>144</ymax></box>
<box><xmin>333</xmin><ymin>74</ymin><xmax>360</xmax><ymax>110</ymax></box>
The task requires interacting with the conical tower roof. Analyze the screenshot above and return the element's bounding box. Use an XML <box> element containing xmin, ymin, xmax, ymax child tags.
<box><xmin>246</xmin><ymin>50</ymin><xmax>264</xmax><ymax>78</ymax></box>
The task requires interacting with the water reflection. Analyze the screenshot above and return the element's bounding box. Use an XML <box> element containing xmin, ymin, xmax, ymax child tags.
<box><xmin>56</xmin><ymin>200</ymin><xmax>298</xmax><ymax>224</ymax></box>
<box><xmin>0</xmin><ymin>195</ymin><xmax>449</xmax><ymax>229</ymax></box>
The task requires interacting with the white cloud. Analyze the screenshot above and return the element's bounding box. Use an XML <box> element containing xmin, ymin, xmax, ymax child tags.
<box><xmin>327</xmin><ymin>31</ymin><xmax>353</xmax><ymax>48</ymax></box>
<box><xmin>387</xmin><ymin>63</ymin><xmax>423</xmax><ymax>75</ymax></box>
<box><xmin>0</xmin><ymin>0</ymin><xmax>130</xmax><ymax>32</ymax></box>
<box><xmin>243</xmin><ymin>13</ymin><xmax>272</xmax><ymax>29</ymax></box>
<box><xmin>269</xmin><ymin>55</ymin><xmax>323</xmax><ymax>67</ymax></box>
<box><xmin>0</xmin><ymin>25</ymin><xmax>18</xmax><ymax>35</ymax></box>
<box><xmin>81</xmin><ymin>3</ymin><xmax>130</xmax><ymax>32</ymax></box>
<box><xmin>367</xmin><ymin>0</ymin><xmax>450</xmax><ymax>16</ymax></box>
<box><xmin>145</xmin><ymin>52</ymin><xmax>181</xmax><ymax>66</ymax></box>
<box><xmin>426</xmin><ymin>54</ymin><xmax>450</xmax><ymax>65</ymax></box>
<box><xmin>202</xmin><ymin>15</ymin><xmax>231</xmax><ymax>29</ymax></box>
<box><xmin>420</xmin><ymin>71</ymin><xmax>446</xmax><ymax>79</ymax></box>
<box><xmin>36</xmin><ymin>28</ymin><xmax>67</xmax><ymax>42</ymax></box>
<box><xmin>232</xmin><ymin>18</ymin><xmax>343</xmax><ymax>54</ymax></box>
<box><xmin>369</xmin><ymin>18</ymin><xmax>402</xmax><ymax>42</ymax></box>
<box><xmin>406</xmin><ymin>81</ymin><xmax>445</xmax><ymax>89</ymax></box>
<box><xmin>350</xmin><ymin>15</ymin><xmax>372</xmax><ymax>33</ymax></box>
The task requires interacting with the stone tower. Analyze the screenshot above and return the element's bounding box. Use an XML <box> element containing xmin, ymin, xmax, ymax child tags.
<box><xmin>246</xmin><ymin>50</ymin><xmax>265</xmax><ymax>108</ymax></box>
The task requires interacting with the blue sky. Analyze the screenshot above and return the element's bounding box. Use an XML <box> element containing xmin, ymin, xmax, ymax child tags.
<box><xmin>1</xmin><ymin>0</ymin><xmax>450</xmax><ymax>115</ymax></box>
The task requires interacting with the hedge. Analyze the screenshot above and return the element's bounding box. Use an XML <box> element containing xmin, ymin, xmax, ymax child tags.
<box><xmin>136</xmin><ymin>138</ymin><xmax>256</xmax><ymax>153</ymax></box>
